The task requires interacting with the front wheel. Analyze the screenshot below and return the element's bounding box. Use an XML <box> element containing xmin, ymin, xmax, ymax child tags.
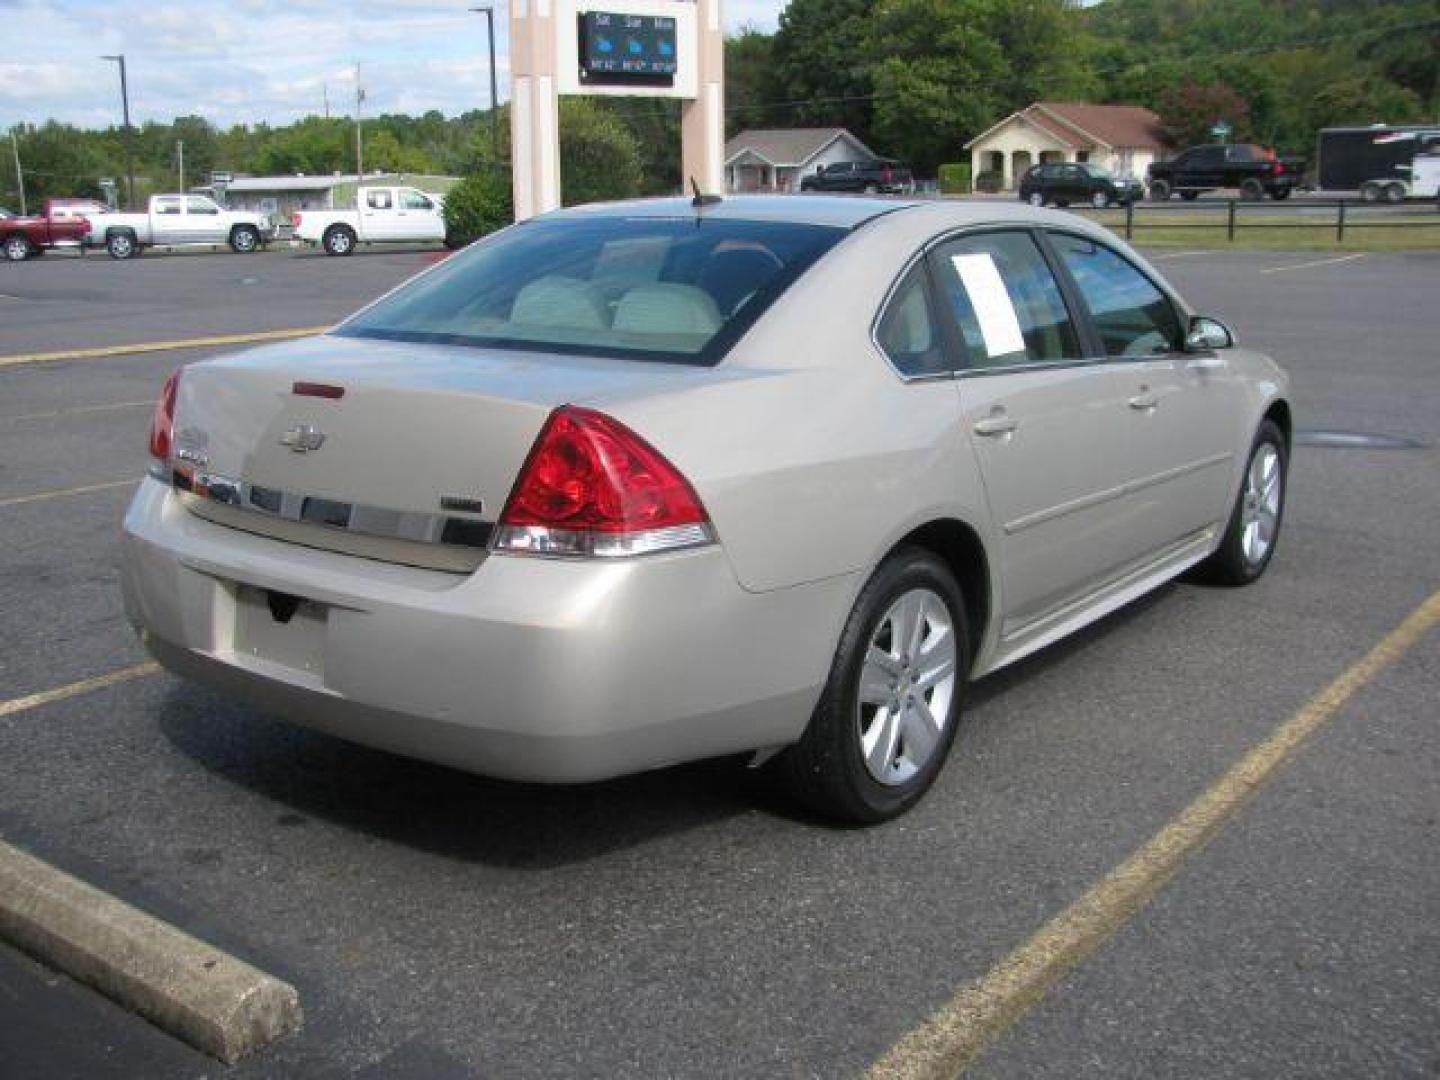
<box><xmin>1199</xmin><ymin>419</ymin><xmax>1287</xmax><ymax>586</ymax></box>
<box><xmin>1091</xmin><ymin>190</ymin><xmax>1111</xmax><ymax>209</ymax></box>
<box><xmin>322</xmin><ymin>225</ymin><xmax>356</xmax><ymax>256</ymax></box>
<box><xmin>1027</xmin><ymin>191</ymin><xmax>1045</xmax><ymax>207</ymax></box>
<box><xmin>2</xmin><ymin>235</ymin><xmax>32</xmax><ymax>261</ymax></box>
<box><xmin>1384</xmin><ymin>182</ymin><xmax>1406</xmax><ymax>204</ymax></box>
<box><xmin>772</xmin><ymin>547</ymin><xmax>969</xmax><ymax>823</ymax></box>
<box><xmin>229</xmin><ymin>224</ymin><xmax>261</xmax><ymax>253</ymax></box>
<box><xmin>1240</xmin><ymin>178</ymin><xmax>1265</xmax><ymax>201</ymax></box>
<box><xmin>1148</xmin><ymin>179</ymin><xmax>1171</xmax><ymax>202</ymax></box>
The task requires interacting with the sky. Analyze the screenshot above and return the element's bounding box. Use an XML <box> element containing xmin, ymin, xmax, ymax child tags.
<box><xmin>0</xmin><ymin>0</ymin><xmax>787</xmax><ymax>130</ymax></box>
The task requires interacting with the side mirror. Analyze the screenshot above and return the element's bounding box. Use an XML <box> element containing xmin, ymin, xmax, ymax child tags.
<box><xmin>1185</xmin><ymin>316</ymin><xmax>1235</xmax><ymax>352</ymax></box>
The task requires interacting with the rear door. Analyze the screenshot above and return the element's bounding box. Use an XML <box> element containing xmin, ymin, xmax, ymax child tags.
<box><xmin>928</xmin><ymin>229</ymin><xmax>1138</xmax><ymax>637</ymax></box>
<box><xmin>1045</xmin><ymin>230</ymin><xmax>1243</xmax><ymax>557</ymax></box>
<box><xmin>185</xmin><ymin>197</ymin><xmax>229</xmax><ymax>243</ymax></box>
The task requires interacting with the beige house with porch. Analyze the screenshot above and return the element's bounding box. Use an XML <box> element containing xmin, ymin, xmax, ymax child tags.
<box><xmin>965</xmin><ymin>102</ymin><xmax>1167</xmax><ymax>191</ymax></box>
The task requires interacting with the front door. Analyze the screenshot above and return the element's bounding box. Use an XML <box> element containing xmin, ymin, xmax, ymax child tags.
<box><xmin>1045</xmin><ymin>231</ymin><xmax>1243</xmax><ymax>557</ymax></box>
<box><xmin>928</xmin><ymin>229</ymin><xmax>1138</xmax><ymax>638</ymax></box>
<box><xmin>398</xmin><ymin>188</ymin><xmax>445</xmax><ymax>242</ymax></box>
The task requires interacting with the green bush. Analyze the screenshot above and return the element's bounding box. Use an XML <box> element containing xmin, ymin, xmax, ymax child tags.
<box><xmin>442</xmin><ymin>169</ymin><xmax>513</xmax><ymax>248</ymax></box>
<box><xmin>938</xmin><ymin>162</ymin><xmax>971</xmax><ymax>194</ymax></box>
<box><xmin>974</xmin><ymin>169</ymin><xmax>1004</xmax><ymax>194</ymax></box>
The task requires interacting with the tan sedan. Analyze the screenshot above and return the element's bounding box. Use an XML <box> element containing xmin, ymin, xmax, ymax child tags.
<box><xmin>121</xmin><ymin>196</ymin><xmax>1290</xmax><ymax>822</ymax></box>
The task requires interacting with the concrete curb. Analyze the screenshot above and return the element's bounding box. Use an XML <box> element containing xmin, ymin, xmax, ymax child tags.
<box><xmin>0</xmin><ymin>839</ymin><xmax>302</xmax><ymax>1064</ymax></box>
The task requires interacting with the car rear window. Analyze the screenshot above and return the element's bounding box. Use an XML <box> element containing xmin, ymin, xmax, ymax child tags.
<box><xmin>337</xmin><ymin>215</ymin><xmax>845</xmax><ymax>366</ymax></box>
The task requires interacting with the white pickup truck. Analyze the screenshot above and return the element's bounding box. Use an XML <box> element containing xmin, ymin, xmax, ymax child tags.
<box><xmin>292</xmin><ymin>185</ymin><xmax>447</xmax><ymax>255</ymax></box>
<box><xmin>89</xmin><ymin>194</ymin><xmax>275</xmax><ymax>259</ymax></box>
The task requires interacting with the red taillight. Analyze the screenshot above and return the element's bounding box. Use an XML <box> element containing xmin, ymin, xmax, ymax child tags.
<box><xmin>1274</xmin><ymin>161</ymin><xmax>1285</xmax><ymax>175</ymax></box>
<box><xmin>292</xmin><ymin>212</ymin><xmax>302</xmax><ymax>228</ymax></box>
<box><xmin>495</xmin><ymin>406</ymin><xmax>712</xmax><ymax>557</ymax></box>
<box><xmin>149</xmin><ymin>369</ymin><xmax>181</xmax><ymax>462</ymax></box>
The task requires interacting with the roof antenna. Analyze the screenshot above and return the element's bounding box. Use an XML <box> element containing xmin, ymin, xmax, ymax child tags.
<box><xmin>690</xmin><ymin>176</ymin><xmax>722</xmax><ymax>208</ymax></box>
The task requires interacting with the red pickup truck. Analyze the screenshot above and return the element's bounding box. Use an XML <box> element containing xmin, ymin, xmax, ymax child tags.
<box><xmin>1</xmin><ymin>199</ymin><xmax>97</xmax><ymax>261</ymax></box>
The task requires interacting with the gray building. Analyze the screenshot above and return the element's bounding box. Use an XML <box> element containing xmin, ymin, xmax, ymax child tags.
<box><xmin>724</xmin><ymin>129</ymin><xmax>878</xmax><ymax>194</ymax></box>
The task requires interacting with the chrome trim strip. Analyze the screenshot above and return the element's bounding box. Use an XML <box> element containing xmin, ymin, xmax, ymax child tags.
<box><xmin>1003</xmin><ymin>451</ymin><xmax>1233</xmax><ymax>536</ymax></box>
<box><xmin>170</xmin><ymin>466</ymin><xmax>492</xmax><ymax>550</ymax></box>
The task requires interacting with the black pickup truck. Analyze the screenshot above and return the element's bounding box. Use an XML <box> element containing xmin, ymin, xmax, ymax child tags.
<box><xmin>800</xmin><ymin>159</ymin><xmax>914</xmax><ymax>195</ymax></box>
<box><xmin>1147</xmin><ymin>143</ymin><xmax>1304</xmax><ymax>201</ymax></box>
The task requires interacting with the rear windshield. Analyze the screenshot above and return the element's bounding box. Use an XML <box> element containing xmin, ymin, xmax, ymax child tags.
<box><xmin>337</xmin><ymin>215</ymin><xmax>845</xmax><ymax>366</ymax></box>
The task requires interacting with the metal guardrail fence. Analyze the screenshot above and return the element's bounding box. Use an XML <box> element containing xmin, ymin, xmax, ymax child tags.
<box><xmin>1098</xmin><ymin>198</ymin><xmax>1440</xmax><ymax>242</ymax></box>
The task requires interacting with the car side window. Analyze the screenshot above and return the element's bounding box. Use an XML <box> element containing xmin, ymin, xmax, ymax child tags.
<box><xmin>186</xmin><ymin>197</ymin><xmax>219</xmax><ymax>215</ymax></box>
<box><xmin>402</xmin><ymin>190</ymin><xmax>434</xmax><ymax>211</ymax></box>
<box><xmin>1049</xmin><ymin>233</ymin><xmax>1182</xmax><ymax>358</ymax></box>
<box><xmin>367</xmin><ymin>190</ymin><xmax>393</xmax><ymax>210</ymax></box>
<box><xmin>931</xmin><ymin>231</ymin><xmax>1081</xmax><ymax>370</ymax></box>
<box><xmin>875</xmin><ymin>263</ymin><xmax>949</xmax><ymax>378</ymax></box>
<box><xmin>155</xmin><ymin>197</ymin><xmax>182</xmax><ymax>216</ymax></box>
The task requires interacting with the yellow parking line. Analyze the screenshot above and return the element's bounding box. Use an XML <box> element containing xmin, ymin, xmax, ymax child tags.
<box><xmin>0</xmin><ymin>479</ymin><xmax>135</xmax><ymax>508</ymax></box>
<box><xmin>0</xmin><ymin>662</ymin><xmax>159</xmax><ymax>719</ymax></box>
<box><xmin>1</xmin><ymin>401</ymin><xmax>151</xmax><ymax>424</ymax></box>
<box><xmin>1260</xmin><ymin>253</ymin><xmax>1367</xmax><ymax>275</ymax></box>
<box><xmin>0</xmin><ymin>326</ymin><xmax>331</xmax><ymax>370</ymax></box>
<box><xmin>867</xmin><ymin>587</ymin><xmax>1440</xmax><ymax>1080</ymax></box>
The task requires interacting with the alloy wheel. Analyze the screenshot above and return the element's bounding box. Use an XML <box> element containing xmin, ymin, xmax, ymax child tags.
<box><xmin>856</xmin><ymin>587</ymin><xmax>958</xmax><ymax>786</ymax></box>
<box><xmin>1240</xmin><ymin>443</ymin><xmax>1282</xmax><ymax>567</ymax></box>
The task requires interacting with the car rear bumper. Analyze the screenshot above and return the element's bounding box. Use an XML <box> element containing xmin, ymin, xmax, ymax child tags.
<box><xmin>120</xmin><ymin>478</ymin><xmax>848</xmax><ymax>782</ymax></box>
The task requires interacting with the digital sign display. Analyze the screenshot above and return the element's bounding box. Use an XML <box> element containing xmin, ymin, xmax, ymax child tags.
<box><xmin>578</xmin><ymin>11</ymin><xmax>678</xmax><ymax>86</ymax></box>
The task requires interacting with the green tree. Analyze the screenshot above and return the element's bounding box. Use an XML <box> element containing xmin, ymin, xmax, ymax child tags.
<box><xmin>725</xmin><ymin>28</ymin><xmax>782</xmax><ymax>138</ymax></box>
<box><xmin>771</xmin><ymin>0</ymin><xmax>878</xmax><ymax>141</ymax></box>
<box><xmin>1157</xmin><ymin>82</ymin><xmax>1254</xmax><ymax>148</ymax></box>
<box><xmin>467</xmin><ymin>99</ymin><xmax>644</xmax><ymax>206</ymax></box>
<box><xmin>442</xmin><ymin>169</ymin><xmax>512</xmax><ymax>245</ymax></box>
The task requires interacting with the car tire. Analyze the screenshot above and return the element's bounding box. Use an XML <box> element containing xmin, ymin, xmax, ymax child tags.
<box><xmin>106</xmin><ymin>231</ymin><xmax>138</xmax><ymax>259</ymax></box>
<box><xmin>772</xmin><ymin>546</ymin><xmax>969</xmax><ymax>823</ymax></box>
<box><xmin>863</xmin><ymin>184</ymin><xmax>878</xmax><ymax>195</ymax></box>
<box><xmin>1091</xmin><ymin>190</ymin><xmax>1111</xmax><ymax>209</ymax></box>
<box><xmin>1027</xmin><ymin>191</ymin><xmax>1045</xmax><ymax>207</ymax></box>
<box><xmin>1360</xmin><ymin>181</ymin><xmax>1382</xmax><ymax>203</ymax></box>
<box><xmin>1198</xmin><ymin>419</ymin><xmax>1287</xmax><ymax>587</ymax></box>
<box><xmin>323</xmin><ymin>225</ymin><xmax>356</xmax><ymax>256</ymax></box>
<box><xmin>1240</xmin><ymin>178</ymin><xmax>1265</xmax><ymax>201</ymax></box>
<box><xmin>1180</xmin><ymin>191</ymin><xmax>1200</xmax><ymax>201</ymax></box>
<box><xmin>1148</xmin><ymin>179</ymin><xmax>1171</xmax><ymax>202</ymax></box>
<box><xmin>229</xmin><ymin>224</ymin><xmax>261</xmax><ymax>253</ymax></box>
<box><xmin>2</xmin><ymin>234</ymin><xmax>32</xmax><ymax>261</ymax></box>
<box><xmin>1270</xmin><ymin>187</ymin><xmax>1291</xmax><ymax>201</ymax></box>
<box><xmin>1384</xmin><ymin>182</ymin><xmax>1406</xmax><ymax>204</ymax></box>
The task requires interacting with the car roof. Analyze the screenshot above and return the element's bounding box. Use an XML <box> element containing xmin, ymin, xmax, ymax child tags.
<box><xmin>552</xmin><ymin>194</ymin><xmax>926</xmax><ymax>230</ymax></box>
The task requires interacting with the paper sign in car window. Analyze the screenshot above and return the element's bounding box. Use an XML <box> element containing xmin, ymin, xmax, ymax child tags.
<box><xmin>951</xmin><ymin>253</ymin><xmax>1026</xmax><ymax>359</ymax></box>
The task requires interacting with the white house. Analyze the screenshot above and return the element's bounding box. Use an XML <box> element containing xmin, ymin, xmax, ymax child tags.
<box><xmin>724</xmin><ymin>128</ymin><xmax>878</xmax><ymax>193</ymax></box>
<box><xmin>965</xmin><ymin>102</ymin><xmax>1167</xmax><ymax>191</ymax></box>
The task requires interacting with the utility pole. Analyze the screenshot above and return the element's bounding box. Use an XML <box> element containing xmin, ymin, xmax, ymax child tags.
<box><xmin>354</xmin><ymin>63</ymin><xmax>365</xmax><ymax>207</ymax></box>
<box><xmin>10</xmin><ymin>128</ymin><xmax>25</xmax><ymax>216</ymax></box>
<box><xmin>469</xmin><ymin>6</ymin><xmax>500</xmax><ymax>165</ymax></box>
<box><xmin>101</xmin><ymin>54</ymin><xmax>136</xmax><ymax>209</ymax></box>
<box><xmin>324</xmin><ymin>82</ymin><xmax>330</xmax><ymax>120</ymax></box>
<box><xmin>177</xmin><ymin>139</ymin><xmax>185</xmax><ymax>193</ymax></box>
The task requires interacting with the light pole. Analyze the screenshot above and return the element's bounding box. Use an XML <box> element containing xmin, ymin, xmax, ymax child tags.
<box><xmin>469</xmin><ymin>6</ymin><xmax>501</xmax><ymax>165</ymax></box>
<box><xmin>101</xmin><ymin>54</ymin><xmax>136</xmax><ymax>209</ymax></box>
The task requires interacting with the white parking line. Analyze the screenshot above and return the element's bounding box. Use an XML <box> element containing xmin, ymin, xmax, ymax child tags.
<box><xmin>1147</xmin><ymin>251</ymin><xmax>1214</xmax><ymax>261</ymax></box>
<box><xmin>1260</xmin><ymin>253</ymin><xmax>1367</xmax><ymax>275</ymax></box>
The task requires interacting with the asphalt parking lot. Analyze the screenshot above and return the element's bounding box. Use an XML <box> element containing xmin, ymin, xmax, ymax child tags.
<box><xmin>1</xmin><ymin>244</ymin><xmax>1437</xmax><ymax>1078</ymax></box>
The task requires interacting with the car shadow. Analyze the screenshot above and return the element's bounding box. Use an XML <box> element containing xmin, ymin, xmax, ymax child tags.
<box><xmin>157</xmin><ymin>683</ymin><xmax>768</xmax><ymax>869</ymax></box>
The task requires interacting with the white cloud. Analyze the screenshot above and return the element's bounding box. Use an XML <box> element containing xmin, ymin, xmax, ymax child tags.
<box><xmin>1</xmin><ymin>0</ymin><xmax>787</xmax><ymax>128</ymax></box>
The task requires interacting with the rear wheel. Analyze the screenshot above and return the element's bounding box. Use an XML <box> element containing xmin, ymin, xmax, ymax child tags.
<box><xmin>323</xmin><ymin>225</ymin><xmax>356</xmax><ymax>256</ymax></box>
<box><xmin>1360</xmin><ymin>181</ymin><xmax>1383</xmax><ymax>203</ymax></box>
<box><xmin>106</xmin><ymin>231</ymin><xmax>138</xmax><ymax>259</ymax></box>
<box><xmin>1384</xmin><ymin>182</ymin><xmax>1406</xmax><ymax>204</ymax></box>
<box><xmin>229</xmin><ymin>224</ymin><xmax>261</xmax><ymax>253</ymax></box>
<box><xmin>1027</xmin><ymin>191</ymin><xmax>1045</xmax><ymax>207</ymax></box>
<box><xmin>1148</xmin><ymin>179</ymin><xmax>1171</xmax><ymax>201</ymax></box>
<box><xmin>1240</xmin><ymin>178</ymin><xmax>1265</xmax><ymax>201</ymax></box>
<box><xmin>1199</xmin><ymin>419</ymin><xmax>1287</xmax><ymax>586</ymax></box>
<box><xmin>2</xmin><ymin>234</ymin><xmax>32</xmax><ymax>261</ymax></box>
<box><xmin>1091</xmin><ymin>190</ymin><xmax>1111</xmax><ymax>209</ymax></box>
<box><xmin>772</xmin><ymin>547</ymin><xmax>968</xmax><ymax>823</ymax></box>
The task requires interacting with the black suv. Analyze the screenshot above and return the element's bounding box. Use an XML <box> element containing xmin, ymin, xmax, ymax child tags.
<box><xmin>1017</xmin><ymin>162</ymin><xmax>1144</xmax><ymax>208</ymax></box>
<box><xmin>800</xmin><ymin>159</ymin><xmax>914</xmax><ymax>195</ymax></box>
<box><xmin>1147</xmin><ymin>143</ymin><xmax>1303</xmax><ymax>201</ymax></box>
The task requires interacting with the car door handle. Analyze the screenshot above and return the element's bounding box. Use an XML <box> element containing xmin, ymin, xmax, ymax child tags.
<box><xmin>973</xmin><ymin>414</ymin><xmax>1018</xmax><ymax>437</ymax></box>
<box><xmin>1186</xmin><ymin>355</ymin><xmax>1225</xmax><ymax>372</ymax></box>
<box><xmin>1128</xmin><ymin>391</ymin><xmax>1159</xmax><ymax>411</ymax></box>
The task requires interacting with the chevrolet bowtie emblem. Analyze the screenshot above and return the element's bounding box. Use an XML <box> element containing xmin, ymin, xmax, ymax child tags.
<box><xmin>279</xmin><ymin>424</ymin><xmax>326</xmax><ymax>453</ymax></box>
